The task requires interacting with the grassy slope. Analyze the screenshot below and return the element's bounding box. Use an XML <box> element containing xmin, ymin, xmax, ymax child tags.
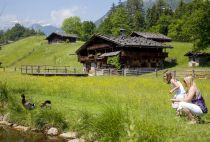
<box><xmin>0</xmin><ymin>36</ymin><xmax>84</xmax><ymax>68</ymax></box>
<box><xmin>166</xmin><ymin>42</ymin><xmax>210</xmax><ymax>69</ymax></box>
<box><xmin>0</xmin><ymin>36</ymin><xmax>209</xmax><ymax>70</ymax></box>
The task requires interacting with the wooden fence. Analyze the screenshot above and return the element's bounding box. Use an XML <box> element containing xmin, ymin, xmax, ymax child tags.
<box><xmin>20</xmin><ymin>65</ymin><xmax>87</xmax><ymax>76</ymax></box>
<box><xmin>172</xmin><ymin>70</ymin><xmax>210</xmax><ymax>79</ymax></box>
<box><xmin>1</xmin><ymin>66</ymin><xmax>210</xmax><ymax>79</ymax></box>
<box><xmin>95</xmin><ymin>68</ymin><xmax>158</xmax><ymax>76</ymax></box>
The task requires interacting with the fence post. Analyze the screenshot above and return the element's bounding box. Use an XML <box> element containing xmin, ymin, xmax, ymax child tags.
<box><xmin>14</xmin><ymin>67</ymin><xmax>16</xmax><ymax>72</ymax></box>
<box><xmin>155</xmin><ymin>68</ymin><xmax>158</xmax><ymax>78</ymax></box>
<box><xmin>3</xmin><ymin>67</ymin><xmax>5</xmax><ymax>72</ymax></box>
<box><xmin>37</xmin><ymin>66</ymin><xmax>40</xmax><ymax>73</ymax></box>
<box><xmin>192</xmin><ymin>69</ymin><xmax>195</xmax><ymax>78</ymax></box>
<box><xmin>21</xmin><ymin>65</ymin><xmax>23</xmax><ymax>74</ymax></box>
<box><xmin>31</xmin><ymin>65</ymin><xmax>33</xmax><ymax>74</ymax></box>
<box><xmin>74</xmin><ymin>68</ymin><xmax>76</xmax><ymax>74</ymax></box>
<box><xmin>26</xmin><ymin>65</ymin><xmax>28</xmax><ymax>74</ymax></box>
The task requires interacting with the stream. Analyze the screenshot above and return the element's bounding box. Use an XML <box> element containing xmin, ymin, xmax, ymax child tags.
<box><xmin>0</xmin><ymin>125</ymin><xmax>65</xmax><ymax>142</ymax></box>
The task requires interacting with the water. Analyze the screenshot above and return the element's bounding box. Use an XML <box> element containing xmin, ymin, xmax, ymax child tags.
<box><xmin>0</xmin><ymin>125</ymin><xmax>65</xmax><ymax>142</ymax></box>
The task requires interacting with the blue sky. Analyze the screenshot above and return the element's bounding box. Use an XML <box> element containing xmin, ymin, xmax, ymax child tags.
<box><xmin>0</xmin><ymin>0</ymin><xmax>126</xmax><ymax>29</ymax></box>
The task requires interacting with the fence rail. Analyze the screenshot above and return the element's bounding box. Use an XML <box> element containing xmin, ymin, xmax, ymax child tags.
<box><xmin>1</xmin><ymin>66</ymin><xmax>210</xmax><ymax>79</ymax></box>
<box><xmin>173</xmin><ymin>70</ymin><xmax>210</xmax><ymax>79</ymax></box>
<box><xmin>95</xmin><ymin>68</ymin><xmax>158</xmax><ymax>76</ymax></box>
<box><xmin>19</xmin><ymin>65</ymin><xmax>87</xmax><ymax>76</ymax></box>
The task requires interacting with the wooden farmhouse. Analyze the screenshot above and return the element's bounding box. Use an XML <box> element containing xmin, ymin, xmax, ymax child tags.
<box><xmin>76</xmin><ymin>34</ymin><xmax>172</xmax><ymax>75</ymax></box>
<box><xmin>185</xmin><ymin>51</ymin><xmax>210</xmax><ymax>67</ymax></box>
<box><xmin>130</xmin><ymin>32</ymin><xmax>172</xmax><ymax>43</ymax></box>
<box><xmin>46</xmin><ymin>32</ymin><xmax>78</xmax><ymax>44</ymax></box>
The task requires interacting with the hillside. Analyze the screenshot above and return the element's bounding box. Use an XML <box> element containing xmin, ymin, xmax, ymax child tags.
<box><xmin>0</xmin><ymin>36</ymin><xmax>209</xmax><ymax>70</ymax></box>
<box><xmin>0</xmin><ymin>36</ymin><xmax>84</xmax><ymax>68</ymax></box>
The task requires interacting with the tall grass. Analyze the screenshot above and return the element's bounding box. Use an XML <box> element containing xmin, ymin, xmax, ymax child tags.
<box><xmin>34</xmin><ymin>108</ymin><xmax>68</xmax><ymax>130</ymax></box>
<box><xmin>0</xmin><ymin>72</ymin><xmax>210</xmax><ymax>141</ymax></box>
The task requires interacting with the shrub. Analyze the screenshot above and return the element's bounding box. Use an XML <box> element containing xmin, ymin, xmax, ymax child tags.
<box><xmin>0</xmin><ymin>81</ymin><xmax>8</xmax><ymax>108</ymax></box>
<box><xmin>34</xmin><ymin>109</ymin><xmax>68</xmax><ymax>130</ymax></box>
<box><xmin>7</xmin><ymin>93</ymin><xmax>33</xmax><ymax>126</ymax></box>
<box><xmin>93</xmin><ymin>106</ymin><xmax>126</xmax><ymax>142</ymax></box>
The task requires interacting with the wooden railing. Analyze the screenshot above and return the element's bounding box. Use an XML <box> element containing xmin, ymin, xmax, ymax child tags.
<box><xmin>20</xmin><ymin>65</ymin><xmax>77</xmax><ymax>74</ymax></box>
<box><xmin>172</xmin><ymin>70</ymin><xmax>210</xmax><ymax>79</ymax></box>
<box><xmin>95</xmin><ymin>68</ymin><xmax>158</xmax><ymax>76</ymax></box>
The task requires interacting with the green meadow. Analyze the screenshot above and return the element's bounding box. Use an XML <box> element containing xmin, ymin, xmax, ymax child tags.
<box><xmin>0</xmin><ymin>36</ymin><xmax>83</xmax><ymax>68</ymax></box>
<box><xmin>0</xmin><ymin>36</ymin><xmax>210</xmax><ymax>141</ymax></box>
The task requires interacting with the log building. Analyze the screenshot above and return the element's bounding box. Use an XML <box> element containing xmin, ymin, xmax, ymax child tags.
<box><xmin>76</xmin><ymin>34</ymin><xmax>172</xmax><ymax>73</ymax></box>
<box><xmin>185</xmin><ymin>51</ymin><xmax>210</xmax><ymax>67</ymax></box>
<box><xmin>46</xmin><ymin>32</ymin><xmax>78</xmax><ymax>44</ymax></box>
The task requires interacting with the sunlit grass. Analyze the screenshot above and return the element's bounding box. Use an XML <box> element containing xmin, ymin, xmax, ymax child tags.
<box><xmin>0</xmin><ymin>72</ymin><xmax>210</xmax><ymax>141</ymax></box>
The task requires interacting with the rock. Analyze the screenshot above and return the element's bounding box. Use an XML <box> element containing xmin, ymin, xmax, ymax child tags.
<box><xmin>31</xmin><ymin>128</ymin><xmax>42</xmax><ymax>133</ymax></box>
<box><xmin>0</xmin><ymin>115</ymin><xmax>3</xmax><ymax>121</ymax></box>
<box><xmin>0</xmin><ymin>121</ymin><xmax>12</xmax><ymax>126</ymax></box>
<box><xmin>12</xmin><ymin>124</ymin><xmax>18</xmax><ymax>127</ymax></box>
<box><xmin>47</xmin><ymin>127</ymin><xmax>59</xmax><ymax>136</ymax></box>
<box><xmin>3</xmin><ymin>113</ymin><xmax>9</xmax><ymax>121</ymax></box>
<box><xmin>68</xmin><ymin>139</ymin><xmax>85</xmax><ymax>142</ymax></box>
<box><xmin>59</xmin><ymin>132</ymin><xmax>78</xmax><ymax>139</ymax></box>
<box><xmin>14</xmin><ymin>125</ymin><xmax>30</xmax><ymax>132</ymax></box>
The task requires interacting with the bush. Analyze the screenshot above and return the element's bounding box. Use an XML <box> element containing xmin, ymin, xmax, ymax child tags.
<box><xmin>164</xmin><ymin>58</ymin><xmax>177</xmax><ymax>68</ymax></box>
<box><xmin>7</xmin><ymin>93</ymin><xmax>33</xmax><ymax>126</ymax></box>
<box><xmin>34</xmin><ymin>109</ymin><xmax>68</xmax><ymax>130</ymax></box>
<box><xmin>0</xmin><ymin>81</ymin><xmax>8</xmax><ymax>108</ymax></box>
<box><xmin>76</xmin><ymin>106</ymin><xmax>127</xmax><ymax>142</ymax></box>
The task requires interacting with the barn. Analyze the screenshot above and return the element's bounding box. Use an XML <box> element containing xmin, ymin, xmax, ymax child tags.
<box><xmin>185</xmin><ymin>51</ymin><xmax>210</xmax><ymax>67</ymax></box>
<box><xmin>76</xmin><ymin>34</ymin><xmax>172</xmax><ymax>75</ymax></box>
<box><xmin>46</xmin><ymin>32</ymin><xmax>78</xmax><ymax>44</ymax></box>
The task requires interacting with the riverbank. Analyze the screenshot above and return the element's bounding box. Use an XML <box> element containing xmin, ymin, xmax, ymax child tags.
<box><xmin>0</xmin><ymin>124</ymin><xmax>65</xmax><ymax>142</ymax></box>
<box><xmin>0</xmin><ymin>114</ymin><xmax>84</xmax><ymax>142</ymax></box>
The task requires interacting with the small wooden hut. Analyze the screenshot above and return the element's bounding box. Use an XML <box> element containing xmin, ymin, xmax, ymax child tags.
<box><xmin>76</xmin><ymin>34</ymin><xmax>172</xmax><ymax>74</ymax></box>
<box><xmin>46</xmin><ymin>32</ymin><xmax>78</xmax><ymax>44</ymax></box>
<box><xmin>185</xmin><ymin>51</ymin><xmax>210</xmax><ymax>67</ymax></box>
<box><xmin>130</xmin><ymin>32</ymin><xmax>172</xmax><ymax>43</ymax></box>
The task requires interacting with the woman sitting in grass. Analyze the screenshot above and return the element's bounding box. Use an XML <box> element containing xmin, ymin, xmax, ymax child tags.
<box><xmin>164</xmin><ymin>71</ymin><xmax>186</xmax><ymax>110</ymax></box>
<box><xmin>171</xmin><ymin>76</ymin><xmax>208</xmax><ymax>124</ymax></box>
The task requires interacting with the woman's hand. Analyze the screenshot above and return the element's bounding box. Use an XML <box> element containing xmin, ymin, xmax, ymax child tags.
<box><xmin>171</xmin><ymin>99</ymin><xmax>178</xmax><ymax>102</ymax></box>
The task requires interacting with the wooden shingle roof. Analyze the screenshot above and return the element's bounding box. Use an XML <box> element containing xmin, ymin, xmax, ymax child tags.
<box><xmin>184</xmin><ymin>51</ymin><xmax>210</xmax><ymax>57</ymax></box>
<box><xmin>76</xmin><ymin>34</ymin><xmax>172</xmax><ymax>53</ymax></box>
<box><xmin>46</xmin><ymin>32</ymin><xmax>78</xmax><ymax>39</ymax></box>
<box><xmin>130</xmin><ymin>32</ymin><xmax>172</xmax><ymax>42</ymax></box>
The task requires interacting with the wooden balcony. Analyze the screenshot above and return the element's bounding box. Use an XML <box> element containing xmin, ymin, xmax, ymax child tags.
<box><xmin>121</xmin><ymin>51</ymin><xmax>168</xmax><ymax>58</ymax></box>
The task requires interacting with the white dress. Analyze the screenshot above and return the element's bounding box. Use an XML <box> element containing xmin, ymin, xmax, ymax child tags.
<box><xmin>171</xmin><ymin>80</ymin><xmax>186</xmax><ymax>109</ymax></box>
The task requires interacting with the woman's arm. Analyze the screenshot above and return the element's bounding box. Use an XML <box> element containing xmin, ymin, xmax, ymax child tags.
<box><xmin>169</xmin><ymin>79</ymin><xmax>180</xmax><ymax>94</ymax></box>
<box><xmin>171</xmin><ymin>87</ymin><xmax>195</xmax><ymax>102</ymax></box>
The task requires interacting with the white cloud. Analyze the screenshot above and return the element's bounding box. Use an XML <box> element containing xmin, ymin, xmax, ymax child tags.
<box><xmin>0</xmin><ymin>14</ymin><xmax>49</xmax><ymax>30</ymax></box>
<box><xmin>50</xmin><ymin>7</ymin><xmax>79</xmax><ymax>26</ymax></box>
<box><xmin>0</xmin><ymin>6</ymin><xmax>88</xmax><ymax>30</ymax></box>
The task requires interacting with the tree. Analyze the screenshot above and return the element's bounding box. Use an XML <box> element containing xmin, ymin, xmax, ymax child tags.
<box><xmin>62</xmin><ymin>16</ymin><xmax>82</xmax><ymax>36</ymax></box>
<box><xmin>127</xmin><ymin>0</ymin><xmax>145</xmax><ymax>31</ymax></box>
<box><xmin>81</xmin><ymin>21</ymin><xmax>96</xmax><ymax>41</ymax></box>
<box><xmin>110</xmin><ymin>7</ymin><xmax>131</xmax><ymax>36</ymax></box>
<box><xmin>146</xmin><ymin>0</ymin><xmax>173</xmax><ymax>30</ymax></box>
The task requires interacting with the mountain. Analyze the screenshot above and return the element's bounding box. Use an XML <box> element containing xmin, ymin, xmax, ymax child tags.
<box><xmin>95</xmin><ymin>0</ymin><xmax>192</xmax><ymax>27</ymax></box>
<box><xmin>31</xmin><ymin>24</ymin><xmax>63</xmax><ymax>36</ymax></box>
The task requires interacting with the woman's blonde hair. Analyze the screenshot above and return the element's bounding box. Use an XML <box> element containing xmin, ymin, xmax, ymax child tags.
<box><xmin>183</xmin><ymin>76</ymin><xmax>196</xmax><ymax>88</ymax></box>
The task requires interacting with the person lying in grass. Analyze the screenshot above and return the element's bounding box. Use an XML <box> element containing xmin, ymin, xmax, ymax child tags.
<box><xmin>164</xmin><ymin>71</ymin><xmax>186</xmax><ymax>111</ymax></box>
<box><xmin>171</xmin><ymin>76</ymin><xmax>208</xmax><ymax>124</ymax></box>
